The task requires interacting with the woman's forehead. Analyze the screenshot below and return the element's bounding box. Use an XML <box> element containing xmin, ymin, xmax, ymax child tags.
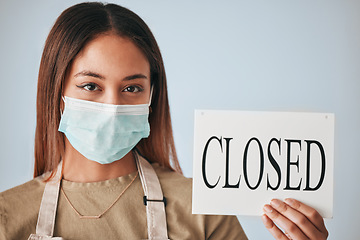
<box><xmin>69</xmin><ymin>34</ymin><xmax>150</xmax><ymax>81</ymax></box>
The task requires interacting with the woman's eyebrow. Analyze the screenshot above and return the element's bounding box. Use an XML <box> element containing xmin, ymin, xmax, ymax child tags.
<box><xmin>123</xmin><ymin>74</ymin><xmax>148</xmax><ymax>81</ymax></box>
<box><xmin>74</xmin><ymin>70</ymin><xmax>105</xmax><ymax>80</ymax></box>
<box><xmin>73</xmin><ymin>71</ymin><xmax>147</xmax><ymax>81</ymax></box>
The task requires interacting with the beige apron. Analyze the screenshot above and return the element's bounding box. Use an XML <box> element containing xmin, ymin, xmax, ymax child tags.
<box><xmin>28</xmin><ymin>152</ymin><xmax>169</xmax><ymax>240</ymax></box>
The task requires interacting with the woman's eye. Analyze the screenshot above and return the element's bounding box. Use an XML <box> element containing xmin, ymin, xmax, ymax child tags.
<box><xmin>77</xmin><ymin>83</ymin><xmax>100</xmax><ymax>91</ymax></box>
<box><xmin>124</xmin><ymin>85</ymin><xmax>143</xmax><ymax>93</ymax></box>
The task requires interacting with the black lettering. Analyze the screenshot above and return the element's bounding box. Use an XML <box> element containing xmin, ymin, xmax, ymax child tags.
<box><xmin>304</xmin><ymin>140</ymin><xmax>326</xmax><ymax>191</ymax></box>
<box><xmin>243</xmin><ymin>137</ymin><xmax>264</xmax><ymax>190</ymax></box>
<box><xmin>284</xmin><ymin>139</ymin><xmax>302</xmax><ymax>190</ymax></box>
<box><xmin>223</xmin><ymin>138</ymin><xmax>241</xmax><ymax>188</ymax></box>
<box><xmin>202</xmin><ymin>136</ymin><xmax>222</xmax><ymax>189</ymax></box>
<box><xmin>267</xmin><ymin>138</ymin><xmax>282</xmax><ymax>190</ymax></box>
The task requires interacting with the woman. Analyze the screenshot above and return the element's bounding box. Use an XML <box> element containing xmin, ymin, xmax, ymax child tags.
<box><xmin>0</xmin><ymin>2</ymin><xmax>328</xmax><ymax>239</ymax></box>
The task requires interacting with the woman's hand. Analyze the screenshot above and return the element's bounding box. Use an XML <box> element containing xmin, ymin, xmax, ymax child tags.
<box><xmin>261</xmin><ymin>198</ymin><xmax>328</xmax><ymax>240</ymax></box>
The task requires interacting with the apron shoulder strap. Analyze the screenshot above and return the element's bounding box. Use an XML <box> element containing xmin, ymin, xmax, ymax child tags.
<box><xmin>29</xmin><ymin>162</ymin><xmax>63</xmax><ymax>239</ymax></box>
<box><xmin>135</xmin><ymin>152</ymin><xmax>169</xmax><ymax>240</ymax></box>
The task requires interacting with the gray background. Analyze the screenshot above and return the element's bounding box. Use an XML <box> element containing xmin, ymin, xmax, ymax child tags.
<box><xmin>1</xmin><ymin>0</ymin><xmax>359</xmax><ymax>239</ymax></box>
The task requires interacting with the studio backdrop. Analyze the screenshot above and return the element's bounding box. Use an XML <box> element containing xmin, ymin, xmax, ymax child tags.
<box><xmin>1</xmin><ymin>0</ymin><xmax>359</xmax><ymax>239</ymax></box>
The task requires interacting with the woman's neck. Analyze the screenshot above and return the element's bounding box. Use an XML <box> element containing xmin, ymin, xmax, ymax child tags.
<box><xmin>62</xmin><ymin>139</ymin><xmax>137</xmax><ymax>183</ymax></box>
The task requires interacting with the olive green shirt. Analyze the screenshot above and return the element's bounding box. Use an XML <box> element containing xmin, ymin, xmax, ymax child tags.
<box><xmin>0</xmin><ymin>164</ymin><xmax>247</xmax><ymax>240</ymax></box>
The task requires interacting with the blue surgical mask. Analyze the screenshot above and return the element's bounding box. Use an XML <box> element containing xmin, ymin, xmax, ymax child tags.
<box><xmin>58</xmin><ymin>93</ymin><xmax>152</xmax><ymax>164</ymax></box>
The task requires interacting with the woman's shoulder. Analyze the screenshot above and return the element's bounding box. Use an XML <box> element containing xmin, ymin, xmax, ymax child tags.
<box><xmin>0</xmin><ymin>176</ymin><xmax>45</xmax><ymax>198</ymax></box>
<box><xmin>152</xmin><ymin>164</ymin><xmax>192</xmax><ymax>195</ymax></box>
<box><xmin>0</xmin><ymin>176</ymin><xmax>45</xmax><ymax>239</ymax></box>
<box><xmin>152</xmin><ymin>163</ymin><xmax>193</xmax><ymax>213</ymax></box>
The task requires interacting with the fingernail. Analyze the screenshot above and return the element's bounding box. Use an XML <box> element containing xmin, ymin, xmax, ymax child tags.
<box><xmin>270</xmin><ymin>199</ymin><xmax>281</xmax><ymax>208</ymax></box>
<box><xmin>263</xmin><ymin>204</ymin><xmax>273</xmax><ymax>213</ymax></box>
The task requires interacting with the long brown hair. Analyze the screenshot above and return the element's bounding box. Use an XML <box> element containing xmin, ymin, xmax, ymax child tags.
<box><xmin>34</xmin><ymin>2</ymin><xmax>182</xmax><ymax>178</ymax></box>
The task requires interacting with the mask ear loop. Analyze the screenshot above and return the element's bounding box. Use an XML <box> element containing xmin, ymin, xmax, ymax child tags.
<box><xmin>148</xmin><ymin>86</ymin><xmax>154</xmax><ymax>106</ymax></box>
<box><xmin>148</xmin><ymin>86</ymin><xmax>154</xmax><ymax>113</ymax></box>
<box><xmin>60</xmin><ymin>96</ymin><xmax>66</xmax><ymax>116</ymax></box>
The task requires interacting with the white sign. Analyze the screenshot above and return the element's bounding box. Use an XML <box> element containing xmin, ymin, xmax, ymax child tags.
<box><xmin>192</xmin><ymin>110</ymin><xmax>334</xmax><ymax>218</ymax></box>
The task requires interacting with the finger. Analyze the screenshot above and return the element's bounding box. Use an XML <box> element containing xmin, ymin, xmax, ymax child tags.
<box><xmin>263</xmin><ymin>204</ymin><xmax>308</xmax><ymax>240</ymax></box>
<box><xmin>270</xmin><ymin>199</ymin><xmax>324</xmax><ymax>239</ymax></box>
<box><xmin>261</xmin><ymin>214</ymin><xmax>290</xmax><ymax>240</ymax></box>
<box><xmin>285</xmin><ymin>198</ymin><xmax>328</xmax><ymax>237</ymax></box>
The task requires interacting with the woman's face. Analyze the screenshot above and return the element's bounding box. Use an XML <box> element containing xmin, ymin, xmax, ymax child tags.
<box><xmin>63</xmin><ymin>33</ymin><xmax>151</xmax><ymax>105</ymax></box>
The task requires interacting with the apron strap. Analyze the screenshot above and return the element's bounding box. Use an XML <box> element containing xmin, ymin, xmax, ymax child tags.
<box><xmin>135</xmin><ymin>152</ymin><xmax>169</xmax><ymax>240</ymax></box>
<box><xmin>33</xmin><ymin>162</ymin><xmax>62</xmax><ymax>238</ymax></box>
